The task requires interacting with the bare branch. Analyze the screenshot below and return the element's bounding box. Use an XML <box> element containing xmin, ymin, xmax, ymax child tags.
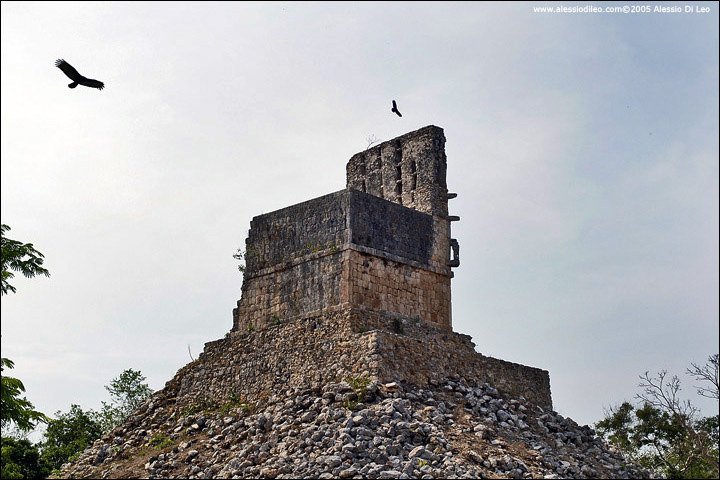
<box><xmin>365</xmin><ymin>134</ymin><xmax>380</xmax><ymax>150</ymax></box>
<box><xmin>686</xmin><ymin>353</ymin><xmax>719</xmax><ymax>401</ymax></box>
<box><xmin>635</xmin><ymin>366</ymin><xmax>719</xmax><ymax>473</ymax></box>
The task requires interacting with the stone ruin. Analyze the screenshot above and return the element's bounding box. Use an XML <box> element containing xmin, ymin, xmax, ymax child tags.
<box><xmin>59</xmin><ymin>126</ymin><xmax>657</xmax><ymax>480</ymax></box>
<box><xmin>219</xmin><ymin>125</ymin><xmax>552</xmax><ymax>410</ymax></box>
<box><xmin>233</xmin><ymin>125</ymin><xmax>458</xmax><ymax>333</ymax></box>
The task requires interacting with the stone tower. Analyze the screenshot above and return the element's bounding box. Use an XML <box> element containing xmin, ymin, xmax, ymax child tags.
<box><xmin>233</xmin><ymin>126</ymin><xmax>460</xmax><ymax>333</ymax></box>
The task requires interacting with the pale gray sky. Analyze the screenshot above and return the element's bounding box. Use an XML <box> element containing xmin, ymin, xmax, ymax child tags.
<box><xmin>2</xmin><ymin>1</ymin><xmax>718</xmax><ymax>441</ymax></box>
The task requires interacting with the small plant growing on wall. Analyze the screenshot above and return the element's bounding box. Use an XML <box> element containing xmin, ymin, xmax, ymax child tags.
<box><xmin>233</xmin><ymin>249</ymin><xmax>246</xmax><ymax>273</ymax></box>
<box><xmin>220</xmin><ymin>390</ymin><xmax>247</xmax><ymax>414</ymax></box>
<box><xmin>365</xmin><ymin>134</ymin><xmax>381</xmax><ymax>150</ymax></box>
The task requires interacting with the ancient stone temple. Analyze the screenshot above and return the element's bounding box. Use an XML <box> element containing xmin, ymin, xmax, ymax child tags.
<box><xmin>233</xmin><ymin>125</ymin><xmax>460</xmax><ymax>333</ymax></box>
<box><xmin>59</xmin><ymin>126</ymin><xmax>653</xmax><ymax>480</ymax></box>
<box><xmin>221</xmin><ymin>125</ymin><xmax>551</xmax><ymax>410</ymax></box>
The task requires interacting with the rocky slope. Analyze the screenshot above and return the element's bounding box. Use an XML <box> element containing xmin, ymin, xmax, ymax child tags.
<box><xmin>59</xmin><ymin>373</ymin><xmax>651</xmax><ymax>479</ymax></box>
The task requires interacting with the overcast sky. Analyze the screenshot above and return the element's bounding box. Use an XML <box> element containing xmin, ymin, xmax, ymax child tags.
<box><xmin>2</xmin><ymin>1</ymin><xmax>718</xmax><ymax>441</ymax></box>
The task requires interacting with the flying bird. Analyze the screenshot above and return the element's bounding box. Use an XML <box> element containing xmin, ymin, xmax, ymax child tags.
<box><xmin>391</xmin><ymin>100</ymin><xmax>402</xmax><ymax>117</ymax></box>
<box><xmin>55</xmin><ymin>59</ymin><xmax>105</xmax><ymax>90</ymax></box>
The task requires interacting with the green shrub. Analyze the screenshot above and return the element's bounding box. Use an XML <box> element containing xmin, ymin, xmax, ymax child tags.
<box><xmin>147</xmin><ymin>433</ymin><xmax>173</xmax><ymax>449</ymax></box>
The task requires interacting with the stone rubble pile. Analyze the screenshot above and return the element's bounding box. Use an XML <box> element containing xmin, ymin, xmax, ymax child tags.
<box><xmin>59</xmin><ymin>375</ymin><xmax>652</xmax><ymax>479</ymax></box>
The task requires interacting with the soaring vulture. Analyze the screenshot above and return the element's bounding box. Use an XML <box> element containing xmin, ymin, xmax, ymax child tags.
<box><xmin>55</xmin><ymin>59</ymin><xmax>104</xmax><ymax>90</ymax></box>
<box><xmin>391</xmin><ymin>100</ymin><xmax>402</xmax><ymax>117</ymax></box>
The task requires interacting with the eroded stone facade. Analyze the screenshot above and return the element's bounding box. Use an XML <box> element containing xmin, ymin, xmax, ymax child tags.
<box><xmin>346</xmin><ymin>125</ymin><xmax>449</xmax><ymax>217</ymax></box>
<box><xmin>233</xmin><ymin>126</ymin><xmax>458</xmax><ymax>333</ymax></box>
<box><xmin>226</xmin><ymin>125</ymin><xmax>551</xmax><ymax>410</ymax></box>
<box><xmin>186</xmin><ymin>311</ymin><xmax>552</xmax><ymax>413</ymax></box>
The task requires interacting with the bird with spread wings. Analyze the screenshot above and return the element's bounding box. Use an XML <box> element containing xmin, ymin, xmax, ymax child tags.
<box><xmin>55</xmin><ymin>59</ymin><xmax>105</xmax><ymax>90</ymax></box>
<box><xmin>391</xmin><ymin>100</ymin><xmax>402</xmax><ymax>117</ymax></box>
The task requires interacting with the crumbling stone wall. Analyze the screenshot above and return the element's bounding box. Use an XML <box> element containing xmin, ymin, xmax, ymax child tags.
<box><xmin>349</xmin><ymin>191</ymin><xmax>433</xmax><ymax>264</ymax></box>
<box><xmin>233</xmin><ymin>191</ymin><xmax>349</xmax><ymax>332</ymax></box>
<box><xmin>243</xmin><ymin>191</ymin><xmax>348</xmax><ymax>273</ymax></box>
<box><xmin>346</xmin><ymin>125</ymin><xmax>449</xmax><ymax>217</ymax></box>
<box><xmin>348</xmin><ymin>189</ymin><xmax>450</xmax><ymax>272</ymax></box>
<box><xmin>233</xmin><ymin>188</ymin><xmax>454</xmax><ymax>332</ymax></box>
<box><xmin>344</xmin><ymin>125</ymin><xmax>459</xmax><ymax>321</ymax></box>
<box><xmin>368</xmin><ymin>318</ymin><xmax>552</xmax><ymax>409</ymax></box>
<box><xmin>233</xmin><ymin>253</ymin><xmax>345</xmax><ymax>331</ymax></box>
<box><xmin>226</xmin><ymin>126</ymin><xmax>551</xmax><ymax>409</ymax></box>
<box><xmin>182</xmin><ymin>311</ymin><xmax>551</xmax><ymax>412</ymax></box>
<box><xmin>183</xmin><ymin>312</ymin><xmax>373</xmax><ymax>410</ymax></box>
<box><xmin>345</xmin><ymin>251</ymin><xmax>451</xmax><ymax>329</ymax></box>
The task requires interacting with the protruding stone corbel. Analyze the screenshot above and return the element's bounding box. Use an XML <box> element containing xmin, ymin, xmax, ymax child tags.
<box><xmin>447</xmin><ymin>215</ymin><xmax>460</xmax><ymax>222</ymax></box>
<box><xmin>447</xmin><ymin>193</ymin><xmax>457</xmax><ymax>199</ymax></box>
<box><xmin>448</xmin><ymin>238</ymin><xmax>460</xmax><ymax>267</ymax></box>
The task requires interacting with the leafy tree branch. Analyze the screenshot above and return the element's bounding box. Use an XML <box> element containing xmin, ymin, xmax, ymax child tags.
<box><xmin>1</xmin><ymin>224</ymin><xmax>50</xmax><ymax>296</ymax></box>
<box><xmin>596</xmin><ymin>354</ymin><xmax>719</xmax><ymax>479</ymax></box>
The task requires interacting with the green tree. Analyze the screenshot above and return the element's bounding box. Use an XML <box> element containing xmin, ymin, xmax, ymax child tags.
<box><xmin>0</xmin><ymin>436</ymin><xmax>49</xmax><ymax>479</ymax></box>
<box><xmin>1</xmin><ymin>224</ymin><xmax>50</xmax><ymax>296</ymax></box>
<box><xmin>1</xmin><ymin>224</ymin><xmax>50</xmax><ymax>434</ymax></box>
<box><xmin>39</xmin><ymin>404</ymin><xmax>102</xmax><ymax>472</ymax></box>
<box><xmin>596</xmin><ymin>354</ymin><xmax>719</xmax><ymax>479</ymax></box>
<box><xmin>0</xmin><ymin>358</ymin><xmax>49</xmax><ymax>434</ymax></box>
<box><xmin>94</xmin><ymin>369</ymin><xmax>153</xmax><ymax>433</ymax></box>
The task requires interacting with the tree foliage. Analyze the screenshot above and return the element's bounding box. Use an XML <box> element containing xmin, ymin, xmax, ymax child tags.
<box><xmin>1</xmin><ymin>225</ymin><xmax>154</xmax><ymax>475</ymax></box>
<box><xmin>1</xmin><ymin>368</ymin><xmax>152</xmax><ymax>477</ymax></box>
<box><xmin>93</xmin><ymin>369</ymin><xmax>153</xmax><ymax>433</ymax></box>
<box><xmin>39</xmin><ymin>404</ymin><xmax>102</xmax><ymax>472</ymax></box>
<box><xmin>0</xmin><ymin>358</ymin><xmax>49</xmax><ymax>434</ymax></box>
<box><xmin>1</xmin><ymin>224</ymin><xmax>50</xmax><ymax>296</ymax></box>
<box><xmin>0</xmin><ymin>437</ymin><xmax>49</xmax><ymax>480</ymax></box>
<box><xmin>596</xmin><ymin>354</ymin><xmax>719</xmax><ymax>479</ymax></box>
<box><xmin>1</xmin><ymin>224</ymin><xmax>50</xmax><ymax>435</ymax></box>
